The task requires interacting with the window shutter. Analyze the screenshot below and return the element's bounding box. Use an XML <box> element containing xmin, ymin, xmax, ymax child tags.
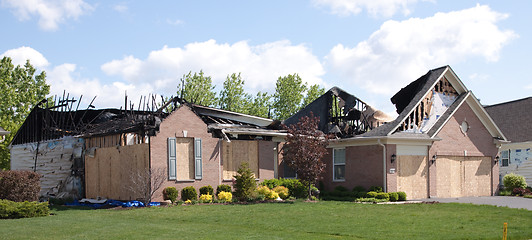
<box><xmin>168</xmin><ymin>137</ymin><xmax>176</xmax><ymax>180</ymax></box>
<box><xmin>194</xmin><ymin>138</ymin><xmax>202</xmax><ymax>179</ymax></box>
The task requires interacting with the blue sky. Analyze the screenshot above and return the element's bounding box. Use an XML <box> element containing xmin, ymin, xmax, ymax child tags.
<box><xmin>1</xmin><ymin>0</ymin><xmax>530</xmax><ymax>116</ymax></box>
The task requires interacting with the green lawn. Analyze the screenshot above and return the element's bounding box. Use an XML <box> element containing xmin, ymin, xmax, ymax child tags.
<box><xmin>1</xmin><ymin>201</ymin><xmax>531</xmax><ymax>239</ymax></box>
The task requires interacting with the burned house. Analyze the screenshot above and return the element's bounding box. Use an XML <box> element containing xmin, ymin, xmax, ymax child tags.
<box><xmin>286</xmin><ymin>66</ymin><xmax>506</xmax><ymax>199</ymax></box>
<box><xmin>10</xmin><ymin>96</ymin><xmax>285</xmax><ymax>201</ymax></box>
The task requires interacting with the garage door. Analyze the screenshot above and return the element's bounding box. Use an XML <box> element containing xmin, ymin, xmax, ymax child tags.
<box><xmin>436</xmin><ymin>156</ymin><xmax>491</xmax><ymax>198</ymax></box>
<box><xmin>397</xmin><ymin>155</ymin><xmax>428</xmax><ymax>199</ymax></box>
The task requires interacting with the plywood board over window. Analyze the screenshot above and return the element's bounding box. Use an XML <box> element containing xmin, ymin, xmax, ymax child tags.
<box><xmin>176</xmin><ymin>138</ymin><xmax>194</xmax><ymax>180</ymax></box>
<box><xmin>222</xmin><ymin>140</ymin><xmax>259</xmax><ymax>180</ymax></box>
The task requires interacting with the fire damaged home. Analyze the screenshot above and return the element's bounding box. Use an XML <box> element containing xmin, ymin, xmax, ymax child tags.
<box><xmin>286</xmin><ymin>66</ymin><xmax>506</xmax><ymax>199</ymax></box>
<box><xmin>10</xmin><ymin>96</ymin><xmax>286</xmax><ymax>202</ymax></box>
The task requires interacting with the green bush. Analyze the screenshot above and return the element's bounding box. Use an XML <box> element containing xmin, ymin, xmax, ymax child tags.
<box><xmin>334</xmin><ymin>185</ymin><xmax>349</xmax><ymax>192</ymax></box>
<box><xmin>389</xmin><ymin>192</ymin><xmax>399</xmax><ymax>202</ymax></box>
<box><xmin>181</xmin><ymin>186</ymin><xmax>197</xmax><ymax>201</ymax></box>
<box><xmin>366</xmin><ymin>191</ymin><xmax>378</xmax><ymax>198</ymax></box>
<box><xmin>375</xmin><ymin>192</ymin><xmax>389</xmax><ymax>200</ymax></box>
<box><xmin>498</xmin><ymin>189</ymin><xmax>512</xmax><ymax>196</ymax></box>
<box><xmin>355</xmin><ymin>197</ymin><xmax>388</xmax><ymax>203</ymax></box>
<box><xmin>199</xmin><ymin>185</ymin><xmax>214</xmax><ymax>195</ymax></box>
<box><xmin>0</xmin><ymin>199</ymin><xmax>49</xmax><ymax>219</ymax></box>
<box><xmin>503</xmin><ymin>173</ymin><xmax>527</xmax><ymax>190</ymax></box>
<box><xmin>216</xmin><ymin>184</ymin><xmax>232</xmax><ymax>195</ymax></box>
<box><xmin>0</xmin><ymin>170</ymin><xmax>41</xmax><ymax>202</ymax></box>
<box><xmin>397</xmin><ymin>191</ymin><xmax>407</xmax><ymax>201</ymax></box>
<box><xmin>368</xmin><ymin>186</ymin><xmax>383</xmax><ymax>193</ymax></box>
<box><xmin>356</xmin><ymin>191</ymin><xmax>368</xmax><ymax>198</ymax></box>
<box><xmin>234</xmin><ymin>163</ymin><xmax>257</xmax><ymax>201</ymax></box>
<box><xmin>163</xmin><ymin>187</ymin><xmax>179</xmax><ymax>203</ymax></box>
<box><xmin>260</xmin><ymin>178</ymin><xmax>308</xmax><ymax>199</ymax></box>
<box><xmin>273</xmin><ymin>186</ymin><xmax>289</xmax><ymax>199</ymax></box>
<box><xmin>352</xmin><ymin>186</ymin><xmax>366</xmax><ymax>192</ymax></box>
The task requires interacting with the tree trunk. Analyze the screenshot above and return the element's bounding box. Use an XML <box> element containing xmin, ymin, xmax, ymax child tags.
<box><xmin>308</xmin><ymin>183</ymin><xmax>312</xmax><ymax>200</ymax></box>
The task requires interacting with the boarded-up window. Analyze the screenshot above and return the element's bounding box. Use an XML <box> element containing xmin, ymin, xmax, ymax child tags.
<box><xmin>168</xmin><ymin>137</ymin><xmax>200</xmax><ymax>181</ymax></box>
<box><xmin>222</xmin><ymin>140</ymin><xmax>259</xmax><ymax>180</ymax></box>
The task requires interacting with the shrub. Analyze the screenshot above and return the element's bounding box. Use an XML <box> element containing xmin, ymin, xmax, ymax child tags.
<box><xmin>181</xmin><ymin>186</ymin><xmax>197</xmax><ymax>201</ymax></box>
<box><xmin>0</xmin><ymin>199</ymin><xmax>49</xmax><ymax>219</ymax></box>
<box><xmin>498</xmin><ymin>189</ymin><xmax>512</xmax><ymax>196</ymax></box>
<box><xmin>260</xmin><ymin>178</ymin><xmax>308</xmax><ymax>199</ymax></box>
<box><xmin>163</xmin><ymin>187</ymin><xmax>179</xmax><ymax>203</ymax></box>
<box><xmin>355</xmin><ymin>198</ymin><xmax>388</xmax><ymax>203</ymax></box>
<box><xmin>217</xmin><ymin>191</ymin><xmax>232</xmax><ymax>202</ymax></box>
<box><xmin>352</xmin><ymin>186</ymin><xmax>366</xmax><ymax>192</ymax></box>
<box><xmin>368</xmin><ymin>186</ymin><xmax>383</xmax><ymax>193</ymax></box>
<box><xmin>375</xmin><ymin>192</ymin><xmax>390</xmax><ymax>201</ymax></box>
<box><xmin>389</xmin><ymin>192</ymin><xmax>399</xmax><ymax>202</ymax></box>
<box><xmin>334</xmin><ymin>185</ymin><xmax>349</xmax><ymax>192</ymax></box>
<box><xmin>273</xmin><ymin>186</ymin><xmax>289</xmax><ymax>199</ymax></box>
<box><xmin>199</xmin><ymin>185</ymin><xmax>214</xmax><ymax>195</ymax></box>
<box><xmin>356</xmin><ymin>191</ymin><xmax>368</xmax><ymax>198</ymax></box>
<box><xmin>512</xmin><ymin>188</ymin><xmax>531</xmax><ymax>196</ymax></box>
<box><xmin>0</xmin><ymin>170</ymin><xmax>41</xmax><ymax>202</ymax></box>
<box><xmin>256</xmin><ymin>186</ymin><xmax>279</xmax><ymax>200</ymax></box>
<box><xmin>199</xmin><ymin>194</ymin><xmax>213</xmax><ymax>203</ymax></box>
<box><xmin>216</xmin><ymin>184</ymin><xmax>232</xmax><ymax>195</ymax></box>
<box><xmin>234</xmin><ymin>163</ymin><xmax>257</xmax><ymax>201</ymax></box>
<box><xmin>366</xmin><ymin>191</ymin><xmax>378</xmax><ymax>198</ymax></box>
<box><xmin>397</xmin><ymin>191</ymin><xmax>407</xmax><ymax>201</ymax></box>
<box><xmin>256</xmin><ymin>186</ymin><xmax>271</xmax><ymax>196</ymax></box>
<box><xmin>503</xmin><ymin>173</ymin><xmax>527</xmax><ymax>190</ymax></box>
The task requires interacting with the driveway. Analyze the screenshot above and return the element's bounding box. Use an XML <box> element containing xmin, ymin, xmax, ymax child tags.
<box><xmin>416</xmin><ymin>196</ymin><xmax>532</xmax><ymax>210</ymax></box>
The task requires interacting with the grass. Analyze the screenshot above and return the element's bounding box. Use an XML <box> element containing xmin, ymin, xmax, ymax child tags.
<box><xmin>1</xmin><ymin>201</ymin><xmax>531</xmax><ymax>239</ymax></box>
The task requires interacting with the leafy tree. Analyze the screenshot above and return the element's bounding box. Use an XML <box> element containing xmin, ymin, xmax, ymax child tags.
<box><xmin>0</xmin><ymin>57</ymin><xmax>49</xmax><ymax>170</ymax></box>
<box><xmin>282</xmin><ymin>112</ymin><xmax>328</xmax><ymax>199</ymax></box>
<box><xmin>177</xmin><ymin>70</ymin><xmax>217</xmax><ymax>107</ymax></box>
<box><xmin>302</xmin><ymin>84</ymin><xmax>325</xmax><ymax>107</ymax></box>
<box><xmin>243</xmin><ymin>91</ymin><xmax>271</xmax><ymax>118</ymax></box>
<box><xmin>273</xmin><ymin>74</ymin><xmax>307</xmax><ymax>120</ymax></box>
<box><xmin>218</xmin><ymin>73</ymin><xmax>248</xmax><ymax>112</ymax></box>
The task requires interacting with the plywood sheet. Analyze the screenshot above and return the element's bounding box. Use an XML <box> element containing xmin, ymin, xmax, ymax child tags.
<box><xmin>176</xmin><ymin>138</ymin><xmax>194</xmax><ymax>180</ymax></box>
<box><xmin>222</xmin><ymin>140</ymin><xmax>259</xmax><ymax>179</ymax></box>
<box><xmin>397</xmin><ymin>155</ymin><xmax>428</xmax><ymax>199</ymax></box>
<box><xmin>437</xmin><ymin>156</ymin><xmax>491</xmax><ymax>197</ymax></box>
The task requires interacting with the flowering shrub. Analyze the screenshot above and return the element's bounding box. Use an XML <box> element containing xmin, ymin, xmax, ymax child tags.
<box><xmin>217</xmin><ymin>191</ymin><xmax>232</xmax><ymax>202</ymax></box>
<box><xmin>199</xmin><ymin>185</ymin><xmax>214</xmax><ymax>196</ymax></box>
<box><xmin>256</xmin><ymin>186</ymin><xmax>279</xmax><ymax>200</ymax></box>
<box><xmin>273</xmin><ymin>186</ymin><xmax>289</xmax><ymax>199</ymax></box>
<box><xmin>199</xmin><ymin>194</ymin><xmax>213</xmax><ymax>203</ymax></box>
<box><xmin>184</xmin><ymin>200</ymin><xmax>192</xmax><ymax>204</ymax></box>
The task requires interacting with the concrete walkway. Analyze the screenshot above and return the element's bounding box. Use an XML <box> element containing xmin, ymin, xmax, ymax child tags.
<box><xmin>417</xmin><ymin>196</ymin><xmax>532</xmax><ymax>210</ymax></box>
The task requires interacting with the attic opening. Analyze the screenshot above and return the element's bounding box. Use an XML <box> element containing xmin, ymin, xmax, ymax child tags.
<box><xmin>396</xmin><ymin>76</ymin><xmax>458</xmax><ymax>133</ymax></box>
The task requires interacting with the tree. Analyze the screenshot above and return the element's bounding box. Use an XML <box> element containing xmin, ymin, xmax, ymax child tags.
<box><xmin>273</xmin><ymin>74</ymin><xmax>307</xmax><ymax>120</ymax></box>
<box><xmin>218</xmin><ymin>73</ymin><xmax>248</xmax><ymax>112</ymax></box>
<box><xmin>282</xmin><ymin>112</ymin><xmax>328</xmax><ymax>199</ymax></box>
<box><xmin>242</xmin><ymin>91</ymin><xmax>271</xmax><ymax>118</ymax></box>
<box><xmin>0</xmin><ymin>57</ymin><xmax>49</xmax><ymax>170</ymax></box>
<box><xmin>127</xmin><ymin>166</ymin><xmax>165</xmax><ymax>206</ymax></box>
<box><xmin>302</xmin><ymin>84</ymin><xmax>325</xmax><ymax>107</ymax></box>
<box><xmin>177</xmin><ymin>70</ymin><xmax>217</xmax><ymax>107</ymax></box>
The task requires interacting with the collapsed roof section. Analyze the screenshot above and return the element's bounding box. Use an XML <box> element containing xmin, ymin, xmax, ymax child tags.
<box><xmin>283</xmin><ymin>87</ymin><xmax>393</xmax><ymax>138</ymax></box>
<box><xmin>11</xmin><ymin>95</ymin><xmax>285</xmax><ymax>145</ymax></box>
<box><xmin>362</xmin><ymin>65</ymin><xmax>505</xmax><ymax>141</ymax></box>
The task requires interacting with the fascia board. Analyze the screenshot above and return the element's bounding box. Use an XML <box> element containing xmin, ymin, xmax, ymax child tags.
<box><xmin>466</xmin><ymin>93</ymin><xmax>508</xmax><ymax>141</ymax></box>
<box><xmin>429</xmin><ymin>91</ymin><xmax>470</xmax><ymax>138</ymax></box>
<box><xmin>388</xmin><ymin>67</ymin><xmax>448</xmax><ymax>135</ymax></box>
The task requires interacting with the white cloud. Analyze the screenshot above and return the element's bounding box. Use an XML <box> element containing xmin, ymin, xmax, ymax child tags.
<box><xmin>47</xmin><ymin>64</ymin><xmax>155</xmax><ymax>108</ymax></box>
<box><xmin>1</xmin><ymin>46</ymin><xmax>49</xmax><ymax>68</ymax></box>
<box><xmin>1</xmin><ymin>0</ymin><xmax>94</xmax><ymax>31</ymax></box>
<box><xmin>101</xmin><ymin>40</ymin><xmax>325</xmax><ymax>96</ymax></box>
<box><xmin>312</xmin><ymin>0</ymin><xmax>426</xmax><ymax>17</ymax></box>
<box><xmin>166</xmin><ymin>19</ymin><xmax>184</xmax><ymax>26</ymax></box>
<box><xmin>326</xmin><ymin>4</ymin><xmax>517</xmax><ymax>95</ymax></box>
<box><xmin>113</xmin><ymin>3</ymin><xmax>127</xmax><ymax>13</ymax></box>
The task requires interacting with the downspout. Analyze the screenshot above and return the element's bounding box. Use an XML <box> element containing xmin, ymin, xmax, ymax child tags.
<box><xmin>378</xmin><ymin>139</ymin><xmax>387</xmax><ymax>192</ymax></box>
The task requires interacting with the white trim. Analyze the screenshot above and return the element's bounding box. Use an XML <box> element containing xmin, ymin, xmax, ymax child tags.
<box><xmin>396</xmin><ymin>145</ymin><xmax>428</xmax><ymax>156</ymax></box>
<box><xmin>332</xmin><ymin>148</ymin><xmax>346</xmax><ymax>182</ymax></box>
<box><xmin>388</xmin><ymin>67</ymin><xmax>448</xmax><ymax>135</ymax></box>
<box><xmin>327</xmin><ymin>136</ymin><xmax>438</xmax><ymax>148</ymax></box>
<box><xmin>429</xmin><ymin>91</ymin><xmax>470</xmax><ymax>138</ymax></box>
<box><xmin>465</xmin><ymin>93</ymin><xmax>507</xmax><ymax>141</ymax></box>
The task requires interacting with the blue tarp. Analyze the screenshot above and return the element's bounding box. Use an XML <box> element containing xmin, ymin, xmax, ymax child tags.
<box><xmin>65</xmin><ymin>199</ymin><xmax>160</xmax><ymax>208</ymax></box>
